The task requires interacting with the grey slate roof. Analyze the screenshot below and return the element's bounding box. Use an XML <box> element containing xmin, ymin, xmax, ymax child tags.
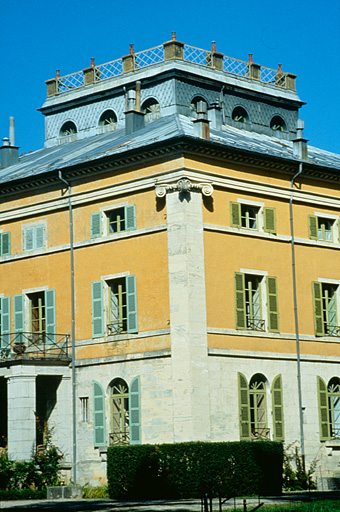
<box><xmin>0</xmin><ymin>114</ymin><xmax>339</xmax><ymax>186</ymax></box>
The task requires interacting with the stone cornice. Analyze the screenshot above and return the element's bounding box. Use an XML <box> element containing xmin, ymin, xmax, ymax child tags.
<box><xmin>155</xmin><ymin>178</ymin><xmax>213</xmax><ymax>197</ymax></box>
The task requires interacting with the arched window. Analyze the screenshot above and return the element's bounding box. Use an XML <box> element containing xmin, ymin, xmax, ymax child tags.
<box><xmin>328</xmin><ymin>377</ymin><xmax>340</xmax><ymax>438</ymax></box>
<box><xmin>270</xmin><ymin>115</ymin><xmax>286</xmax><ymax>132</ymax></box>
<box><xmin>99</xmin><ymin>110</ymin><xmax>117</xmax><ymax>128</ymax></box>
<box><xmin>190</xmin><ymin>96</ymin><xmax>207</xmax><ymax>117</ymax></box>
<box><xmin>59</xmin><ymin>121</ymin><xmax>77</xmax><ymax>137</ymax></box>
<box><xmin>249</xmin><ymin>374</ymin><xmax>267</xmax><ymax>437</ymax></box>
<box><xmin>232</xmin><ymin>106</ymin><xmax>248</xmax><ymax>123</ymax></box>
<box><xmin>141</xmin><ymin>98</ymin><xmax>161</xmax><ymax>122</ymax></box>
<box><xmin>109</xmin><ymin>378</ymin><xmax>129</xmax><ymax>445</ymax></box>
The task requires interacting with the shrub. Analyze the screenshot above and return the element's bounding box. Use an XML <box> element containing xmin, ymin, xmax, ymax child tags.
<box><xmin>283</xmin><ymin>443</ymin><xmax>316</xmax><ymax>491</ymax></box>
<box><xmin>107</xmin><ymin>441</ymin><xmax>283</xmax><ymax>500</ymax></box>
<box><xmin>82</xmin><ymin>485</ymin><xmax>109</xmax><ymax>499</ymax></box>
<box><xmin>0</xmin><ymin>488</ymin><xmax>46</xmax><ymax>500</ymax></box>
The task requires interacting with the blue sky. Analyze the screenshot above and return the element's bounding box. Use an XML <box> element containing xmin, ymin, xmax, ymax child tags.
<box><xmin>1</xmin><ymin>0</ymin><xmax>339</xmax><ymax>155</ymax></box>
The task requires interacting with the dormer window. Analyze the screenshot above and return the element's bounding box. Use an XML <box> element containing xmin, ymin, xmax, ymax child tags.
<box><xmin>60</xmin><ymin>121</ymin><xmax>77</xmax><ymax>137</ymax></box>
<box><xmin>232</xmin><ymin>106</ymin><xmax>248</xmax><ymax>123</ymax></box>
<box><xmin>141</xmin><ymin>99</ymin><xmax>161</xmax><ymax>122</ymax></box>
<box><xmin>99</xmin><ymin>110</ymin><xmax>117</xmax><ymax>127</ymax></box>
<box><xmin>190</xmin><ymin>97</ymin><xmax>207</xmax><ymax>118</ymax></box>
<box><xmin>270</xmin><ymin>116</ymin><xmax>286</xmax><ymax>132</ymax></box>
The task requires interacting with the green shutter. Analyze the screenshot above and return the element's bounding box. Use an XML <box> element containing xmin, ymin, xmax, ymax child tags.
<box><xmin>264</xmin><ymin>207</ymin><xmax>276</xmax><ymax>234</ymax></box>
<box><xmin>93</xmin><ymin>380</ymin><xmax>106</xmax><ymax>447</ymax></box>
<box><xmin>0</xmin><ymin>297</ymin><xmax>11</xmax><ymax>348</ymax></box>
<box><xmin>267</xmin><ymin>276</ymin><xmax>279</xmax><ymax>333</ymax></box>
<box><xmin>129</xmin><ymin>376</ymin><xmax>141</xmax><ymax>444</ymax></box>
<box><xmin>13</xmin><ymin>294</ymin><xmax>24</xmax><ymax>343</ymax></box>
<box><xmin>312</xmin><ymin>281</ymin><xmax>324</xmax><ymax>336</ymax></box>
<box><xmin>91</xmin><ymin>281</ymin><xmax>104</xmax><ymax>338</ymax></box>
<box><xmin>238</xmin><ymin>372</ymin><xmax>250</xmax><ymax>440</ymax></box>
<box><xmin>35</xmin><ymin>226</ymin><xmax>45</xmax><ymax>249</ymax></box>
<box><xmin>0</xmin><ymin>232</ymin><xmax>11</xmax><ymax>256</ymax></box>
<box><xmin>125</xmin><ymin>205</ymin><xmax>136</xmax><ymax>231</ymax></box>
<box><xmin>272</xmin><ymin>374</ymin><xmax>284</xmax><ymax>441</ymax></box>
<box><xmin>235</xmin><ymin>272</ymin><xmax>246</xmax><ymax>329</ymax></box>
<box><xmin>317</xmin><ymin>376</ymin><xmax>330</xmax><ymax>441</ymax></box>
<box><xmin>126</xmin><ymin>275</ymin><xmax>138</xmax><ymax>333</ymax></box>
<box><xmin>230</xmin><ymin>202</ymin><xmax>241</xmax><ymax>228</ymax></box>
<box><xmin>45</xmin><ymin>289</ymin><xmax>56</xmax><ymax>343</ymax></box>
<box><xmin>24</xmin><ymin>227</ymin><xmax>34</xmax><ymax>251</ymax></box>
<box><xmin>91</xmin><ymin>212</ymin><xmax>102</xmax><ymax>238</ymax></box>
<box><xmin>308</xmin><ymin>215</ymin><xmax>318</xmax><ymax>240</ymax></box>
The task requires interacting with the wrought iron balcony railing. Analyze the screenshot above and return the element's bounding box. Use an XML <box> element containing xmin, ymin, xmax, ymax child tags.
<box><xmin>326</xmin><ymin>325</ymin><xmax>340</xmax><ymax>337</ymax></box>
<box><xmin>247</xmin><ymin>318</ymin><xmax>265</xmax><ymax>331</ymax></box>
<box><xmin>51</xmin><ymin>41</ymin><xmax>291</xmax><ymax>96</ymax></box>
<box><xmin>107</xmin><ymin>322</ymin><xmax>126</xmax><ymax>336</ymax></box>
<box><xmin>251</xmin><ymin>427</ymin><xmax>271</xmax><ymax>441</ymax></box>
<box><xmin>0</xmin><ymin>332</ymin><xmax>69</xmax><ymax>361</ymax></box>
<box><xmin>109</xmin><ymin>431</ymin><xmax>130</xmax><ymax>446</ymax></box>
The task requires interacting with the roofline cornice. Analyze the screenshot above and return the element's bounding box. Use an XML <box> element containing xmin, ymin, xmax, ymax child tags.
<box><xmin>0</xmin><ymin>135</ymin><xmax>339</xmax><ymax>197</ymax></box>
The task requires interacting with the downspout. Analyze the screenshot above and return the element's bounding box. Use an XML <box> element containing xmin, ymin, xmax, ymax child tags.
<box><xmin>289</xmin><ymin>161</ymin><xmax>305</xmax><ymax>469</ymax></box>
<box><xmin>58</xmin><ymin>171</ymin><xmax>77</xmax><ymax>485</ymax></box>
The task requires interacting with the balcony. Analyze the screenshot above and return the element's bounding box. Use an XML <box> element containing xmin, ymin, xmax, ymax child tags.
<box><xmin>247</xmin><ymin>318</ymin><xmax>265</xmax><ymax>331</ymax></box>
<box><xmin>326</xmin><ymin>325</ymin><xmax>340</xmax><ymax>337</ymax></box>
<box><xmin>109</xmin><ymin>431</ymin><xmax>130</xmax><ymax>446</ymax></box>
<box><xmin>0</xmin><ymin>332</ymin><xmax>69</xmax><ymax>361</ymax></box>
<box><xmin>251</xmin><ymin>427</ymin><xmax>271</xmax><ymax>441</ymax></box>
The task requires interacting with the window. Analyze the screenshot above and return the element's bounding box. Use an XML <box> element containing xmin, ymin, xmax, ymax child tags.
<box><xmin>13</xmin><ymin>289</ymin><xmax>56</xmax><ymax>343</ymax></box>
<box><xmin>99</xmin><ymin>110</ymin><xmax>117</xmax><ymax>127</ymax></box>
<box><xmin>109</xmin><ymin>378</ymin><xmax>129</xmax><ymax>445</ymax></box>
<box><xmin>90</xmin><ymin>205</ymin><xmax>136</xmax><ymax>238</ymax></box>
<box><xmin>317</xmin><ymin>376</ymin><xmax>340</xmax><ymax>440</ymax></box>
<box><xmin>60</xmin><ymin>121</ymin><xmax>77</xmax><ymax>137</ymax></box>
<box><xmin>92</xmin><ymin>376</ymin><xmax>141</xmax><ymax>447</ymax></box>
<box><xmin>0</xmin><ymin>232</ymin><xmax>10</xmax><ymax>256</ymax></box>
<box><xmin>232</xmin><ymin>106</ymin><xmax>248</xmax><ymax>123</ymax></box>
<box><xmin>23</xmin><ymin>225</ymin><xmax>45</xmax><ymax>251</ymax></box>
<box><xmin>0</xmin><ymin>297</ymin><xmax>10</xmax><ymax>350</ymax></box>
<box><xmin>230</xmin><ymin>202</ymin><xmax>276</xmax><ymax>234</ymax></box>
<box><xmin>312</xmin><ymin>281</ymin><xmax>340</xmax><ymax>336</ymax></box>
<box><xmin>270</xmin><ymin>116</ymin><xmax>286</xmax><ymax>132</ymax></box>
<box><xmin>238</xmin><ymin>373</ymin><xmax>284</xmax><ymax>441</ymax></box>
<box><xmin>234</xmin><ymin>273</ymin><xmax>279</xmax><ymax>332</ymax></box>
<box><xmin>91</xmin><ymin>275</ymin><xmax>137</xmax><ymax>338</ymax></box>
<box><xmin>141</xmin><ymin>99</ymin><xmax>161</xmax><ymax>122</ymax></box>
<box><xmin>80</xmin><ymin>397</ymin><xmax>89</xmax><ymax>422</ymax></box>
<box><xmin>308</xmin><ymin>215</ymin><xmax>336</xmax><ymax>242</ymax></box>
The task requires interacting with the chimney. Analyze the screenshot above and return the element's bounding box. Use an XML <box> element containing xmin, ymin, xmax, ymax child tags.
<box><xmin>125</xmin><ymin>84</ymin><xmax>145</xmax><ymax>135</ymax></box>
<box><xmin>0</xmin><ymin>118</ymin><xmax>19</xmax><ymax>168</ymax></box>
<box><xmin>208</xmin><ymin>101</ymin><xmax>222</xmax><ymax>129</ymax></box>
<box><xmin>293</xmin><ymin>119</ymin><xmax>308</xmax><ymax>161</ymax></box>
<box><xmin>193</xmin><ymin>101</ymin><xmax>210</xmax><ymax>140</ymax></box>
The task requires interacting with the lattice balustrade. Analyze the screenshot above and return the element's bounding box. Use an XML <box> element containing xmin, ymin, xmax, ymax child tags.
<box><xmin>184</xmin><ymin>45</ymin><xmax>212</xmax><ymax>67</ymax></box>
<box><xmin>95</xmin><ymin>58</ymin><xmax>124</xmax><ymax>82</ymax></box>
<box><xmin>260</xmin><ymin>66</ymin><xmax>279</xmax><ymax>86</ymax></box>
<box><xmin>134</xmin><ymin>45</ymin><xmax>165</xmax><ymax>70</ymax></box>
<box><xmin>223</xmin><ymin>56</ymin><xmax>249</xmax><ymax>77</ymax></box>
<box><xmin>57</xmin><ymin>71</ymin><xmax>84</xmax><ymax>93</ymax></box>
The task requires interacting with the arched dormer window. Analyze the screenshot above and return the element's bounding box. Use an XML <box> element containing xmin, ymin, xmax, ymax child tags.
<box><xmin>99</xmin><ymin>110</ymin><xmax>117</xmax><ymax>128</ymax></box>
<box><xmin>190</xmin><ymin>96</ymin><xmax>207</xmax><ymax>118</ymax></box>
<box><xmin>232</xmin><ymin>106</ymin><xmax>248</xmax><ymax>123</ymax></box>
<box><xmin>141</xmin><ymin>98</ymin><xmax>161</xmax><ymax>122</ymax></box>
<box><xmin>60</xmin><ymin>121</ymin><xmax>77</xmax><ymax>137</ymax></box>
<box><xmin>270</xmin><ymin>115</ymin><xmax>286</xmax><ymax>132</ymax></box>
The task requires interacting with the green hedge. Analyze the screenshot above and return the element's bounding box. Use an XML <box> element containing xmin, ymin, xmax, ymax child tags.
<box><xmin>107</xmin><ymin>441</ymin><xmax>283</xmax><ymax>500</ymax></box>
<box><xmin>0</xmin><ymin>488</ymin><xmax>46</xmax><ymax>500</ymax></box>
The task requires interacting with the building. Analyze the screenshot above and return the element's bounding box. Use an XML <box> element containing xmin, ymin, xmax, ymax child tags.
<box><xmin>1</xmin><ymin>34</ymin><xmax>340</xmax><ymax>487</ymax></box>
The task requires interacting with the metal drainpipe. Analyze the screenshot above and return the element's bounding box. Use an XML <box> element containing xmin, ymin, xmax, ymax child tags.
<box><xmin>58</xmin><ymin>171</ymin><xmax>77</xmax><ymax>484</ymax></box>
<box><xmin>289</xmin><ymin>161</ymin><xmax>305</xmax><ymax>470</ymax></box>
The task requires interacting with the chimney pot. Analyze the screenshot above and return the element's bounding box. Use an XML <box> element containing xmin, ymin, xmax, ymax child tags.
<box><xmin>91</xmin><ymin>58</ymin><xmax>95</xmax><ymax>68</ymax></box>
<box><xmin>129</xmin><ymin>44</ymin><xmax>135</xmax><ymax>55</ymax></box>
<box><xmin>172</xmin><ymin>31</ymin><xmax>176</xmax><ymax>41</ymax></box>
<box><xmin>2</xmin><ymin>137</ymin><xmax>10</xmax><ymax>147</ymax></box>
<box><xmin>248</xmin><ymin>53</ymin><xmax>253</xmax><ymax>64</ymax></box>
<box><xmin>211</xmin><ymin>41</ymin><xmax>216</xmax><ymax>52</ymax></box>
<box><xmin>278</xmin><ymin>63</ymin><xmax>283</xmax><ymax>72</ymax></box>
<box><xmin>56</xmin><ymin>69</ymin><xmax>60</xmax><ymax>78</ymax></box>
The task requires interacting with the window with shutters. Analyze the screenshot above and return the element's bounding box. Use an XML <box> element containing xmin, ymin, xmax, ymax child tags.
<box><xmin>23</xmin><ymin>225</ymin><xmax>45</xmax><ymax>251</ymax></box>
<box><xmin>0</xmin><ymin>297</ymin><xmax>11</xmax><ymax>350</ymax></box>
<box><xmin>230</xmin><ymin>201</ymin><xmax>276</xmax><ymax>234</ymax></box>
<box><xmin>0</xmin><ymin>232</ymin><xmax>11</xmax><ymax>256</ymax></box>
<box><xmin>91</xmin><ymin>275</ymin><xmax>138</xmax><ymax>338</ymax></box>
<box><xmin>317</xmin><ymin>376</ymin><xmax>340</xmax><ymax>440</ymax></box>
<box><xmin>13</xmin><ymin>289</ymin><xmax>56</xmax><ymax>345</ymax></box>
<box><xmin>109</xmin><ymin>378</ymin><xmax>130</xmax><ymax>446</ymax></box>
<box><xmin>308</xmin><ymin>215</ymin><xmax>337</xmax><ymax>242</ymax></box>
<box><xmin>234</xmin><ymin>272</ymin><xmax>279</xmax><ymax>332</ymax></box>
<box><xmin>90</xmin><ymin>205</ymin><xmax>136</xmax><ymax>239</ymax></box>
<box><xmin>312</xmin><ymin>281</ymin><xmax>340</xmax><ymax>337</ymax></box>
<box><xmin>238</xmin><ymin>372</ymin><xmax>284</xmax><ymax>441</ymax></box>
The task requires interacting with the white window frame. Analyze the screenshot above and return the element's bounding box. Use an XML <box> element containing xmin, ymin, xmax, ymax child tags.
<box><xmin>317</xmin><ymin>278</ymin><xmax>340</xmax><ymax>336</ymax></box>
<box><xmin>240</xmin><ymin>269</ymin><xmax>268</xmax><ymax>331</ymax></box>
<box><xmin>314</xmin><ymin>212</ymin><xmax>339</xmax><ymax>242</ymax></box>
<box><xmin>237</xmin><ymin>199</ymin><xmax>265</xmax><ymax>231</ymax></box>
<box><xmin>102</xmin><ymin>272</ymin><xmax>130</xmax><ymax>335</ymax></box>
